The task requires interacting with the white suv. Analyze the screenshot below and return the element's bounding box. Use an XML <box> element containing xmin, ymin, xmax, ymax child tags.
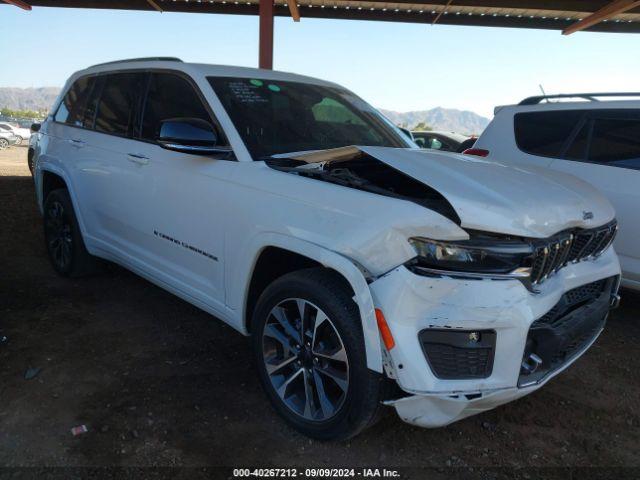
<box><xmin>472</xmin><ymin>93</ymin><xmax>640</xmax><ymax>290</ymax></box>
<box><xmin>32</xmin><ymin>60</ymin><xmax>621</xmax><ymax>440</ymax></box>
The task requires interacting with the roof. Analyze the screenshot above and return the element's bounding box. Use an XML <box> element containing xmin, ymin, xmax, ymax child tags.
<box><xmin>73</xmin><ymin>59</ymin><xmax>346</xmax><ymax>87</ymax></box>
<box><xmin>494</xmin><ymin>98</ymin><xmax>640</xmax><ymax>115</ymax></box>
<box><xmin>519</xmin><ymin>92</ymin><xmax>640</xmax><ymax>105</ymax></box>
<box><xmin>10</xmin><ymin>0</ymin><xmax>640</xmax><ymax>33</ymax></box>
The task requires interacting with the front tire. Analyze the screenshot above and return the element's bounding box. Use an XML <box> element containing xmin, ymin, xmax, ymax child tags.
<box><xmin>252</xmin><ymin>268</ymin><xmax>384</xmax><ymax>440</ymax></box>
<box><xmin>43</xmin><ymin>189</ymin><xmax>100</xmax><ymax>277</ymax></box>
<box><xmin>15</xmin><ymin>136</ymin><xmax>23</xmax><ymax>146</ymax></box>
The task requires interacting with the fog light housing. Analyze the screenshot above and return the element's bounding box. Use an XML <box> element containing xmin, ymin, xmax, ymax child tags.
<box><xmin>418</xmin><ymin>329</ymin><xmax>496</xmax><ymax>379</ymax></box>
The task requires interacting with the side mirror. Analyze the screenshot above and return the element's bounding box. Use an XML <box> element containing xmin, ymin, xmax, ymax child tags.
<box><xmin>398</xmin><ymin>127</ymin><xmax>414</xmax><ymax>141</ymax></box>
<box><xmin>31</xmin><ymin>123</ymin><xmax>41</xmax><ymax>133</ymax></box>
<box><xmin>157</xmin><ymin>118</ymin><xmax>231</xmax><ymax>155</ymax></box>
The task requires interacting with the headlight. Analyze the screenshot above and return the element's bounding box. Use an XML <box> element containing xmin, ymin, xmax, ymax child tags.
<box><xmin>409</xmin><ymin>236</ymin><xmax>534</xmax><ymax>275</ymax></box>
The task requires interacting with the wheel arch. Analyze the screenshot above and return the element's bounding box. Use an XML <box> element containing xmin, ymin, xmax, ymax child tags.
<box><xmin>234</xmin><ymin>233</ymin><xmax>383</xmax><ymax>373</ymax></box>
<box><xmin>37</xmin><ymin>166</ymin><xmax>90</xmax><ymax>238</ymax></box>
<box><xmin>41</xmin><ymin>169</ymin><xmax>68</xmax><ymax>203</ymax></box>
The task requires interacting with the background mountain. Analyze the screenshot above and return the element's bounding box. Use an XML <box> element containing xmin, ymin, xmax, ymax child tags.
<box><xmin>0</xmin><ymin>87</ymin><xmax>60</xmax><ymax>113</ymax></box>
<box><xmin>379</xmin><ymin>107</ymin><xmax>490</xmax><ymax>135</ymax></box>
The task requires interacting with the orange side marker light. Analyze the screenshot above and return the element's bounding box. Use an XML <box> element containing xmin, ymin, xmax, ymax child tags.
<box><xmin>375</xmin><ymin>308</ymin><xmax>395</xmax><ymax>351</ymax></box>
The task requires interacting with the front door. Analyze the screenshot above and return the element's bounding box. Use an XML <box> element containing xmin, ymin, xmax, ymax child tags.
<box><xmin>119</xmin><ymin>71</ymin><xmax>236</xmax><ymax>310</ymax></box>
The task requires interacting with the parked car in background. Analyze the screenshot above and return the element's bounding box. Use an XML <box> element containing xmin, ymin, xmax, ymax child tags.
<box><xmin>0</xmin><ymin>130</ymin><xmax>18</xmax><ymax>149</ymax></box>
<box><xmin>412</xmin><ymin>130</ymin><xmax>472</xmax><ymax>153</ymax></box>
<box><xmin>0</xmin><ymin>121</ymin><xmax>31</xmax><ymax>145</ymax></box>
<box><xmin>32</xmin><ymin>60</ymin><xmax>621</xmax><ymax>439</ymax></box>
<box><xmin>472</xmin><ymin>93</ymin><xmax>640</xmax><ymax>290</ymax></box>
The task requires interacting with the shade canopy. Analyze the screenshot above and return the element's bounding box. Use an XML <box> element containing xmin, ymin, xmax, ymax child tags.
<box><xmin>4</xmin><ymin>0</ymin><xmax>640</xmax><ymax>33</ymax></box>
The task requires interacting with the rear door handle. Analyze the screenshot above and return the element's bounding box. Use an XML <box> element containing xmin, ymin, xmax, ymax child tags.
<box><xmin>127</xmin><ymin>153</ymin><xmax>149</xmax><ymax>165</ymax></box>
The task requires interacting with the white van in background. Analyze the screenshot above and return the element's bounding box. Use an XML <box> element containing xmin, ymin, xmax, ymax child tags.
<box><xmin>472</xmin><ymin>93</ymin><xmax>640</xmax><ymax>290</ymax></box>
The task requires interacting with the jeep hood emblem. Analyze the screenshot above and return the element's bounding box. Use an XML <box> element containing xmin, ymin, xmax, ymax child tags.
<box><xmin>583</xmin><ymin>211</ymin><xmax>594</xmax><ymax>220</ymax></box>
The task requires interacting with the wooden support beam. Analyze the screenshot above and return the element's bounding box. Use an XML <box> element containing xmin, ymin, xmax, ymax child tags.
<box><xmin>146</xmin><ymin>0</ymin><xmax>162</xmax><ymax>12</ymax></box>
<box><xmin>432</xmin><ymin>0</ymin><xmax>453</xmax><ymax>25</ymax></box>
<box><xmin>563</xmin><ymin>0</ymin><xmax>640</xmax><ymax>34</ymax></box>
<box><xmin>2</xmin><ymin>0</ymin><xmax>32</xmax><ymax>10</ymax></box>
<box><xmin>259</xmin><ymin>0</ymin><xmax>274</xmax><ymax>69</ymax></box>
<box><xmin>286</xmin><ymin>0</ymin><xmax>300</xmax><ymax>22</ymax></box>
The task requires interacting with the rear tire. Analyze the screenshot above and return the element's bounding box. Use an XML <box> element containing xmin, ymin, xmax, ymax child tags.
<box><xmin>251</xmin><ymin>268</ymin><xmax>385</xmax><ymax>440</ymax></box>
<box><xmin>0</xmin><ymin>139</ymin><xmax>8</xmax><ymax>149</ymax></box>
<box><xmin>27</xmin><ymin>149</ymin><xmax>35</xmax><ymax>175</ymax></box>
<box><xmin>43</xmin><ymin>188</ymin><xmax>101</xmax><ymax>277</ymax></box>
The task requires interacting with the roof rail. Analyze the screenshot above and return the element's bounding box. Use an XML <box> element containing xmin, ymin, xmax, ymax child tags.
<box><xmin>519</xmin><ymin>92</ymin><xmax>640</xmax><ymax>105</ymax></box>
<box><xmin>89</xmin><ymin>57</ymin><xmax>183</xmax><ymax>68</ymax></box>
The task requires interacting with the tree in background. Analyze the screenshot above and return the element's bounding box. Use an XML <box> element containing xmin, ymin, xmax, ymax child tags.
<box><xmin>413</xmin><ymin>122</ymin><xmax>433</xmax><ymax>131</ymax></box>
<box><xmin>0</xmin><ymin>107</ymin><xmax>45</xmax><ymax>120</ymax></box>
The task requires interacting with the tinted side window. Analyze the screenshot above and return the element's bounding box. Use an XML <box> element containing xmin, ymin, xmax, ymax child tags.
<box><xmin>514</xmin><ymin>111</ymin><xmax>583</xmax><ymax>157</ymax></box>
<box><xmin>589</xmin><ymin>117</ymin><xmax>640</xmax><ymax>169</ymax></box>
<box><xmin>141</xmin><ymin>73</ymin><xmax>215</xmax><ymax>142</ymax></box>
<box><xmin>54</xmin><ymin>76</ymin><xmax>95</xmax><ymax>127</ymax></box>
<box><xmin>81</xmin><ymin>75</ymin><xmax>105</xmax><ymax>130</ymax></box>
<box><xmin>94</xmin><ymin>73</ymin><xmax>145</xmax><ymax>137</ymax></box>
<box><xmin>564</xmin><ymin>120</ymin><xmax>592</xmax><ymax>161</ymax></box>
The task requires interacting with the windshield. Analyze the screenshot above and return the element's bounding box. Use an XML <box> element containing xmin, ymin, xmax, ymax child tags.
<box><xmin>208</xmin><ymin>77</ymin><xmax>410</xmax><ymax>159</ymax></box>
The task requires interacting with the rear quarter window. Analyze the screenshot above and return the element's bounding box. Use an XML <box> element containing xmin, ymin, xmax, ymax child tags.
<box><xmin>589</xmin><ymin>116</ymin><xmax>640</xmax><ymax>169</ymax></box>
<box><xmin>514</xmin><ymin>110</ymin><xmax>584</xmax><ymax>158</ymax></box>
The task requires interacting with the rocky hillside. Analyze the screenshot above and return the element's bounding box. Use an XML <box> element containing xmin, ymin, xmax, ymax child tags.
<box><xmin>0</xmin><ymin>87</ymin><xmax>60</xmax><ymax>113</ymax></box>
<box><xmin>379</xmin><ymin>107</ymin><xmax>490</xmax><ymax>135</ymax></box>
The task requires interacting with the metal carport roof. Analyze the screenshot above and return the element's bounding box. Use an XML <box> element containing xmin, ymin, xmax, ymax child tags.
<box><xmin>3</xmin><ymin>0</ymin><xmax>639</xmax><ymax>68</ymax></box>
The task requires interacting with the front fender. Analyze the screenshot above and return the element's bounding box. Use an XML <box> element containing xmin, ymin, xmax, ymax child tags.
<box><xmin>229</xmin><ymin>232</ymin><xmax>383</xmax><ymax>373</ymax></box>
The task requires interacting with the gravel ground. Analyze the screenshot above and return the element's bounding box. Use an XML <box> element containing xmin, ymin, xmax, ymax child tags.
<box><xmin>0</xmin><ymin>146</ymin><xmax>639</xmax><ymax>478</ymax></box>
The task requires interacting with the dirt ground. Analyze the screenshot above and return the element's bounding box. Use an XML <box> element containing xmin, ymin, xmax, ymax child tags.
<box><xmin>1</xmin><ymin>146</ymin><xmax>639</xmax><ymax>478</ymax></box>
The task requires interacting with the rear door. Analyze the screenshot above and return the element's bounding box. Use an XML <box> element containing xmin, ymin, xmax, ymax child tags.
<box><xmin>45</xmin><ymin>74</ymin><xmax>99</xmax><ymax>228</ymax></box>
<box><xmin>550</xmin><ymin>109</ymin><xmax>640</xmax><ymax>284</ymax></box>
<box><xmin>72</xmin><ymin>72</ymin><xmax>148</xmax><ymax>253</ymax></box>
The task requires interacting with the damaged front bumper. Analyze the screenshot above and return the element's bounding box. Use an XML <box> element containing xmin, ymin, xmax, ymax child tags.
<box><xmin>368</xmin><ymin>247</ymin><xmax>620</xmax><ymax>428</ymax></box>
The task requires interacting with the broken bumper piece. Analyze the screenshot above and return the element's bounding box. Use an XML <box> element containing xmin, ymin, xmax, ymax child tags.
<box><xmin>385</xmin><ymin>318</ymin><xmax>604</xmax><ymax>428</ymax></box>
<box><xmin>369</xmin><ymin>247</ymin><xmax>620</xmax><ymax>428</ymax></box>
<box><xmin>386</xmin><ymin>386</ymin><xmax>533</xmax><ymax>428</ymax></box>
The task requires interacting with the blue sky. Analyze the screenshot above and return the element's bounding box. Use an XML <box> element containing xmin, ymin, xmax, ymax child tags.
<box><xmin>1</xmin><ymin>6</ymin><xmax>639</xmax><ymax>117</ymax></box>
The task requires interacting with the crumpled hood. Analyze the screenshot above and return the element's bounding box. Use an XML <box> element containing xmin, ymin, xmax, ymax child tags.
<box><xmin>358</xmin><ymin>147</ymin><xmax>615</xmax><ymax>238</ymax></box>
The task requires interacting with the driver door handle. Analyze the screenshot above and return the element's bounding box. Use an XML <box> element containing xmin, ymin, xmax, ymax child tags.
<box><xmin>68</xmin><ymin>138</ymin><xmax>86</xmax><ymax>148</ymax></box>
<box><xmin>127</xmin><ymin>153</ymin><xmax>149</xmax><ymax>165</ymax></box>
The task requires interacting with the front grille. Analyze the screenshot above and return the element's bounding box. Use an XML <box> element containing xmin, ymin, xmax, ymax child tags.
<box><xmin>536</xmin><ymin>278</ymin><xmax>607</xmax><ymax>329</ymax></box>
<box><xmin>518</xmin><ymin>276</ymin><xmax>616</xmax><ymax>386</ymax></box>
<box><xmin>530</xmin><ymin>221</ymin><xmax>617</xmax><ymax>285</ymax></box>
<box><xmin>419</xmin><ymin>329</ymin><xmax>496</xmax><ymax>379</ymax></box>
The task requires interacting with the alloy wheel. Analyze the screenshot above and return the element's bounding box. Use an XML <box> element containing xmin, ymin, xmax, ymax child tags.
<box><xmin>0</xmin><ymin>139</ymin><xmax>8</xmax><ymax>149</ymax></box>
<box><xmin>262</xmin><ymin>298</ymin><xmax>349</xmax><ymax>422</ymax></box>
<box><xmin>45</xmin><ymin>201</ymin><xmax>73</xmax><ymax>270</ymax></box>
